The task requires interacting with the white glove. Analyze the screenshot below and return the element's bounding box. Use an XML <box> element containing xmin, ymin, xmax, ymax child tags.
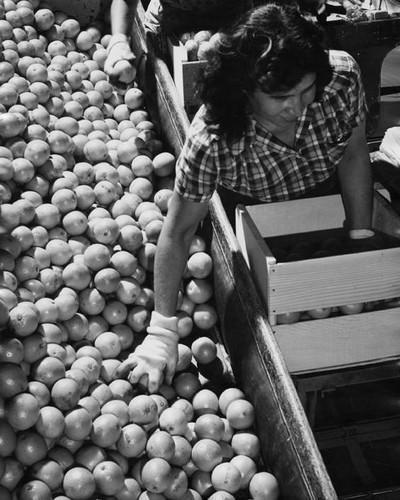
<box><xmin>115</xmin><ymin>311</ymin><xmax>179</xmax><ymax>393</ymax></box>
<box><xmin>104</xmin><ymin>34</ymin><xmax>137</xmax><ymax>89</ymax></box>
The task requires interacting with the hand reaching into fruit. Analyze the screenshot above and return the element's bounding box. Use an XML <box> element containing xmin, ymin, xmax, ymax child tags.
<box><xmin>104</xmin><ymin>34</ymin><xmax>137</xmax><ymax>90</ymax></box>
<box><xmin>115</xmin><ymin>311</ymin><xmax>179</xmax><ymax>393</ymax></box>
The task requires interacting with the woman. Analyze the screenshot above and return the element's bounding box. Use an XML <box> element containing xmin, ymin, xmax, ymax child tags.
<box><xmin>116</xmin><ymin>3</ymin><xmax>378</xmax><ymax>393</ymax></box>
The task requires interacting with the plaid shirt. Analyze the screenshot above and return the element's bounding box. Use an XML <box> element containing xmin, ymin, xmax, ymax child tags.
<box><xmin>175</xmin><ymin>50</ymin><xmax>367</xmax><ymax>203</ymax></box>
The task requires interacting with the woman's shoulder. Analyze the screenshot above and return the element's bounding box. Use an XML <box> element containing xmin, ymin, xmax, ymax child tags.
<box><xmin>328</xmin><ymin>49</ymin><xmax>361</xmax><ymax>77</ymax></box>
<box><xmin>188</xmin><ymin>105</ymin><xmax>221</xmax><ymax>142</ymax></box>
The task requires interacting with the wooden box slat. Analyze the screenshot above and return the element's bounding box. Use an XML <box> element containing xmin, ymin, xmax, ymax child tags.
<box><xmin>274</xmin><ymin>308</ymin><xmax>400</xmax><ymax>374</ymax></box>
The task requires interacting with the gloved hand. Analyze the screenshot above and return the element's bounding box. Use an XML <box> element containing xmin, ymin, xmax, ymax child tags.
<box><xmin>344</xmin><ymin>229</ymin><xmax>383</xmax><ymax>254</ymax></box>
<box><xmin>104</xmin><ymin>34</ymin><xmax>137</xmax><ymax>91</ymax></box>
<box><xmin>114</xmin><ymin>311</ymin><xmax>179</xmax><ymax>394</ymax></box>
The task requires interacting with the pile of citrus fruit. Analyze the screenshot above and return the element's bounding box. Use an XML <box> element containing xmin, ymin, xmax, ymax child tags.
<box><xmin>0</xmin><ymin>0</ymin><xmax>279</xmax><ymax>498</ymax></box>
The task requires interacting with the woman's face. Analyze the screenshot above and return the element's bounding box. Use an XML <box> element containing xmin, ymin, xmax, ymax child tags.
<box><xmin>247</xmin><ymin>72</ymin><xmax>317</xmax><ymax>130</ymax></box>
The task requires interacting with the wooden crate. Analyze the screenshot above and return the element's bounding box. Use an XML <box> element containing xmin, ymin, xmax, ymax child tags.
<box><xmin>235</xmin><ymin>191</ymin><xmax>400</xmax><ymax>374</ymax></box>
<box><xmin>167</xmin><ymin>36</ymin><xmax>205</xmax><ymax>118</ymax></box>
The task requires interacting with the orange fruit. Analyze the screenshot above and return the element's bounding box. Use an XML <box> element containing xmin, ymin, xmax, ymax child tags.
<box><xmin>193</xmin><ymin>304</ymin><xmax>218</xmax><ymax>330</ymax></box>
<box><xmin>114</xmin><ymin>477</ymin><xmax>142</xmax><ymax>500</ymax></box>
<box><xmin>225</xmin><ymin>399</ymin><xmax>255</xmax><ymax>430</ymax></box>
<box><xmin>64</xmin><ymin>407</ymin><xmax>93</xmax><ymax>441</ymax></box>
<box><xmin>88</xmin><ymin>381</ymin><xmax>113</xmax><ymax>407</ymax></box>
<box><xmin>101</xmin><ymin>399</ymin><xmax>129</xmax><ymax>426</ymax></box>
<box><xmin>62</xmin><ymin>262</ymin><xmax>92</xmax><ymax>291</ymax></box>
<box><xmin>218</xmin><ymin>387</ymin><xmax>246</xmax><ymax>416</ymax></box>
<box><xmin>171</xmin><ymin>399</ymin><xmax>194</xmax><ymax>421</ymax></box>
<box><xmin>75</xmin><ymin>444</ymin><xmax>107</xmax><ymax>472</ymax></box>
<box><xmin>0</xmin><ymin>456</ymin><xmax>25</xmax><ymax>492</ymax></box>
<box><xmin>192</xmin><ymin>389</ymin><xmax>219</xmax><ymax>416</ymax></box>
<box><xmin>70</xmin><ymin>356</ymin><xmax>101</xmax><ymax>385</ymax></box>
<box><xmin>173</xmin><ymin>372</ymin><xmax>202</xmax><ymax>400</ymax></box>
<box><xmin>83</xmin><ymin>242</ymin><xmax>111</xmax><ymax>271</ymax></box>
<box><xmin>50</xmin><ymin>374</ymin><xmax>81</xmax><ymax>411</ymax></box>
<box><xmin>128</xmin><ymin>394</ymin><xmax>158</xmax><ymax>425</ymax></box>
<box><xmin>0</xmin><ymin>419</ymin><xmax>17</xmax><ymax>457</ymax></box>
<box><xmin>117</xmin><ymin>224</ymin><xmax>143</xmax><ymax>252</ymax></box>
<box><xmin>30</xmin><ymin>458</ymin><xmax>64</xmax><ymax>492</ymax></box>
<box><xmin>5</xmin><ymin>391</ymin><xmax>40</xmax><ymax>430</ymax></box>
<box><xmin>35</xmin><ymin>405</ymin><xmax>65</xmax><ymax>439</ymax></box>
<box><xmin>152</xmin><ymin>152</ymin><xmax>175</xmax><ymax>177</ymax></box>
<box><xmin>169</xmin><ymin>435</ymin><xmax>192</xmax><ymax>467</ymax></box>
<box><xmin>8</xmin><ymin>301</ymin><xmax>41</xmax><ymax>337</ymax></box>
<box><xmin>190</xmin><ymin>470</ymin><xmax>214</xmax><ymax>498</ymax></box>
<box><xmin>126</xmin><ymin>305</ymin><xmax>150</xmax><ymax>333</ymax></box>
<box><xmin>102</xmin><ymin>298</ymin><xmax>128</xmax><ymax>326</ymax></box>
<box><xmin>79</xmin><ymin>287</ymin><xmax>106</xmax><ymax>316</ymax></box>
<box><xmin>31</xmin><ymin>356</ymin><xmax>65</xmax><ymax>388</ymax></box>
<box><xmin>93</xmin><ymin>460</ymin><xmax>125</xmax><ymax>496</ymax></box>
<box><xmin>163</xmin><ymin>466</ymin><xmax>189</xmax><ymax>499</ymax></box>
<box><xmin>211</xmin><ymin>462</ymin><xmax>241</xmax><ymax>494</ymax></box>
<box><xmin>108</xmin><ymin>378</ymin><xmax>135</xmax><ymax>403</ymax></box>
<box><xmin>248</xmin><ymin>471</ymin><xmax>279</xmax><ymax>500</ymax></box>
<box><xmin>78</xmin><ymin>396</ymin><xmax>101</xmax><ymax>420</ymax></box>
<box><xmin>115</xmin><ymin>277</ymin><xmax>142</xmax><ymax>305</ymax></box>
<box><xmin>159</xmin><ymin>407</ymin><xmax>189</xmax><ymax>437</ymax></box>
<box><xmin>0</xmin><ymin>362</ymin><xmax>28</xmax><ymax>399</ymax></box>
<box><xmin>194</xmin><ymin>414</ymin><xmax>225</xmax><ymax>441</ymax></box>
<box><xmin>14</xmin><ymin>429</ymin><xmax>47</xmax><ymax>467</ymax></box>
<box><xmin>146</xmin><ymin>430</ymin><xmax>176</xmax><ymax>461</ymax></box>
<box><xmin>230</xmin><ymin>431</ymin><xmax>260</xmax><ymax>459</ymax></box>
<box><xmin>177</xmin><ymin>311</ymin><xmax>194</xmax><ymax>339</ymax></box>
<box><xmin>47</xmin><ymin>446</ymin><xmax>74</xmax><ymax>472</ymax></box>
<box><xmin>116</xmin><ymin>423</ymin><xmax>147</xmax><ymax>458</ymax></box>
<box><xmin>129</xmin><ymin>177</ymin><xmax>153</xmax><ymax>200</ymax></box>
<box><xmin>230</xmin><ymin>455</ymin><xmax>257</xmax><ymax>489</ymax></box>
<box><xmin>63</xmin><ymin>313</ymin><xmax>89</xmax><ymax>342</ymax></box>
<box><xmin>191</xmin><ymin>438</ymin><xmax>223</xmax><ymax>472</ymax></box>
<box><xmin>18</xmin><ymin>479</ymin><xmax>52</xmax><ymax>500</ymax></box>
<box><xmin>90</xmin><ymin>216</ymin><xmax>120</xmax><ymax>244</ymax></box>
<box><xmin>62</xmin><ymin>466</ymin><xmax>96</xmax><ymax>500</ymax></box>
<box><xmin>185</xmin><ymin>278</ymin><xmax>213</xmax><ymax>305</ymax></box>
<box><xmin>90</xmin><ymin>413</ymin><xmax>122</xmax><ymax>448</ymax></box>
<box><xmin>94</xmin><ymin>330</ymin><xmax>121</xmax><ymax>359</ymax></box>
<box><xmin>141</xmin><ymin>457</ymin><xmax>172</xmax><ymax>494</ymax></box>
<box><xmin>191</xmin><ymin>337</ymin><xmax>217</xmax><ymax>365</ymax></box>
<box><xmin>21</xmin><ymin>332</ymin><xmax>47</xmax><ymax>364</ymax></box>
<box><xmin>0</xmin><ymin>336</ymin><xmax>24</xmax><ymax>364</ymax></box>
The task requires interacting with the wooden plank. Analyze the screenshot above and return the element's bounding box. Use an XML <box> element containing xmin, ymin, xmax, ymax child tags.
<box><xmin>245</xmin><ymin>194</ymin><xmax>345</xmax><ymax>238</ymax></box>
<box><xmin>269</xmin><ymin>248</ymin><xmax>400</xmax><ymax>314</ymax></box>
<box><xmin>274</xmin><ymin>308</ymin><xmax>400</xmax><ymax>373</ymax></box>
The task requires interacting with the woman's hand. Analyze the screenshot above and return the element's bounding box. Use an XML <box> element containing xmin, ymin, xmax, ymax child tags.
<box><xmin>114</xmin><ymin>312</ymin><xmax>179</xmax><ymax>393</ymax></box>
<box><xmin>104</xmin><ymin>34</ymin><xmax>137</xmax><ymax>90</ymax></box>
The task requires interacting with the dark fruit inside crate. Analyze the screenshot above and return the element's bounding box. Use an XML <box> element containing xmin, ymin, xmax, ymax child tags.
<box><xmin>265</xmin><ymin>228</ymin><xmax>400</xmax><ymax>262</ymax></box>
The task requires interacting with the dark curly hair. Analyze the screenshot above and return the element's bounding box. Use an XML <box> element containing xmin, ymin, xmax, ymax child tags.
<box><xmin>196</xmin><ymin>3</ymin><xmax>333</xmax><ymax>140</ymax></box>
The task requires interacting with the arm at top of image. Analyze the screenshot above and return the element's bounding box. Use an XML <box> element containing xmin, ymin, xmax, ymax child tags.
<box><xmin>104</xmin><ymin>0</ymin><xmax>139</xmax><ymax>88</ymax></box>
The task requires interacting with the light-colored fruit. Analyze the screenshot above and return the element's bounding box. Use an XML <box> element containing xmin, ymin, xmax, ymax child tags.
<box><xmin>226</xmin><ymin>399</ymin><xmax>255</xmax><ymax>430</ymax></box>
<box><xmin>211</xmin><ymin>462</ymin><xmax>242</xmax><ymax>494</ymax></box>
<box><xmin>191</xmin><ymin>438</ymin><xmax>223</xmax><ymax>472</ymax></box>
<box><xmin>248</xmin><ymin>471</ymin><xmax>279</xmax><ymax>500</ymax></box>
<box><xmin>116</xmin><ymin>423</ymin><xmax>147</xmax><ymax>458</ymax></box>
<box><xmin>128</xmin><ymin>394</ymin><xmax>158</xmax><ymax>425</ymax></box>
<box><xmin>62</xmin><ymin>466</ymin><xmax>96</xmax><ymax>500</ymax></box>
<box><xmin>141</xmin><ymin>457</ymin><xmax>172</xmax><ymax>493</ymax></box>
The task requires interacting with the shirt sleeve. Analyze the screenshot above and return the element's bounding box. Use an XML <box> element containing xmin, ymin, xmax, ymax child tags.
<box><xmin>175</xmin><ymin>113</ymin><xmax>220</xmax><ymax>203</ymax></box>
<box><xmin>344</xmin><ymin>53</ymin><xmax>368</xmax><ymax>128</ymax></box>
